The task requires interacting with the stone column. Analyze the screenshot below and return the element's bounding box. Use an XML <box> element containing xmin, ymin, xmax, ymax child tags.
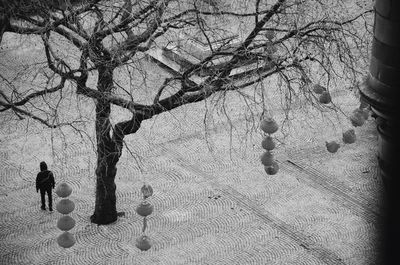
<box><xmin>359</xmin><ymin>1</ymin><xmax>400</xmax><ymax>264</ymax></box>
<box><xmin>360</xmin><ymin>0</ymin><xmax>400</xmax><ymax>187</ymax></box>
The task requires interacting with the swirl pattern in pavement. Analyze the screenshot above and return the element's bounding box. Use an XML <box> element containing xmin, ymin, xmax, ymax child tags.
<box><xmin>0</xmin><ymin>82</ymin><xmax>382</xmax><ymax>264</ymax></box>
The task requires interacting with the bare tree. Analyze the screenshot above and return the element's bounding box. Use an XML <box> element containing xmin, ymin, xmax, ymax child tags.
<box><xmin>0</xmin><ymin>0</ymin><xmax>372</xmax><ymax>224</ymax></box>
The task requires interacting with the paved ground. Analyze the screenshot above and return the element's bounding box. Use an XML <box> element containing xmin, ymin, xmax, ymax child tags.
<box><xmin>0</xmin><ymin>85</ymin><xmax>382</xmax><ymax>265</ymax></box>
<box><xmin>0</xmin><ymin>34</ymin><xmax>382</xmax><ymax>265</ymax></box>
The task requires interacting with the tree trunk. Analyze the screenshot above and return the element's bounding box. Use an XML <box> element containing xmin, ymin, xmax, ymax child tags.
<box><xmin>90</xmin><ymin>157</ymin><xmax>118</xmax><ymax>225</ymax></box>
<box><xmin>90</xmin><ymin>65</ymin><xmax>121</xmax><ymax>225</ymax></box>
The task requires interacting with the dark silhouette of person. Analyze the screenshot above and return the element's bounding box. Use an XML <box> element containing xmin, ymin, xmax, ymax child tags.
<box><xmin>36</xmin><ymin>161</ymin><xmax>55</xmax><ymax>211</ymax></box>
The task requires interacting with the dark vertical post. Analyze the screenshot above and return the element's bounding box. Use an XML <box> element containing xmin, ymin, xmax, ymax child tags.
<box><xmin>359</xmin><ymin>1</ymin><xmax>400</xmax><ymax>264</ymax></box>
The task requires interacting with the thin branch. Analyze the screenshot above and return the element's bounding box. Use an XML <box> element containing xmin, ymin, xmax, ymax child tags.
<box><xmin>0</xmin><ymin>77</ymin><xmax>66</xmax><ymax>111</ymax></box>
<box><xmin>93</xmin><ymin>1</ymin><xmax>158</xmax><ymax>40</ymax></box>
<box><xmin>153</xmin><ymin>77</ymin><xmax>180</xmax><ymax>104</ymax></box>
<box><xmin>3</xmin><ymin>104</ymin><xmax>82</xmax><ymax>128</ymax></box>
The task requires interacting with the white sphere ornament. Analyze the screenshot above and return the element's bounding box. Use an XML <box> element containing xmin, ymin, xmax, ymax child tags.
<box><xmin>325</xmin><ymin>141</ymin><xmax>340</xmax><ymax>153</ymax></box>
<box><xmin>141</xmin><ymin>184</ymin><xmax>154</xmax><ymax>199</ymax></box>
<box><xmin>260</xmin><ymin>151</ymin><xmax>274</xmax><ymax>166</ymax></box>
<box><xmin>57</xmin><ymin>215</ymin><xmax>76</xmax><ymax>231</ymax></box>
<box><xmin>57</xmin><ymin>231</ymin><xmax>76</xmax><ymax>248</ymax></box>
<box><xmin>261</xmin><ymin>136</ymin><xmax>276</xmax><ymax>150</ymax></box>
<box><xmin>260</xmin><ymin>118</ymin><xmax>279</xmax><ymax>134</ymax></box>
<box><xmin>264</xmin><ymin>161</ymin><xmax>279</xmax><ymax>175</ymax></box>
<box><xmin>136</xmin><ymin>201</ymin><xmax>154</xmax><ymax>217</ymax></box>
<box><xmin>349</xmin><ymin>109</ymin><xmax>366</xmax><ymax>127</ymax></box>
<box><xmin>55</xmin><ymin>182</ymin><xmax>72</xmax><ymax>198</ymax></box>
<box><xmin>136</xmin><ymin>235</ymin><xmax>152</xmax><ymax>251</ymax></box>
<box><xmin>342</xmin><ymin>129</ymin><xmax>356</xmax><ymax>144</ymax></box>
<box><xmin>319</xmin><ymin>91</ymin><xmax>331</xmax><ymax>104</ymax></box>
<box><xmin>56</xmin><ymin>199</ymin><xmax>75</xmax><ymax>214</ymax></box>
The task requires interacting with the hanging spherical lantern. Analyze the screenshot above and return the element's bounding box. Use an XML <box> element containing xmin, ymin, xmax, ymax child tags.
<box><xmin>141</xmin><ymin>184</ymin><xmax>154</xmax><ymax>199</ymax></box>
<box><xmin>55</xmin><ymin>182</ymin><xmax>72</xmax><ymax>198</ymax></box>
<box><xmin>136</xmin><ymin>235</ymin><xmax>152</xmax><ymax>251</ymax></box>
<box><xmin>260</xmin><ymin>118</ymin><xmax>279</xmax><ymax>134</ymax></box>
<box><xmin>57</xmin><ymin>231</ymin><xmax>76</xmax><ymax>248</ymax></box>
<box><xmin>319</xmin><ymin>91</ymin><xmax>331</xmax><ymax>104</ymax></box>
<box><xmin>312</xmin><ymin>84</ymin><xmax>326</xmax><ymax>94</ymax></box>
<box><xmin>57</xmin><ymin>215</ymin><xmax>76</xmax><ymax>231</ymax></box>
<box><xmin>136</xmin><ymin>201</ymin><xmax>154</xmax><ymax>217</ymax></box>
<box><xmin>342</xmin><ymin>129</ymin><xmax>356</xmax><ymax>144</ymax></box>
<box><xmin>261</xmin><ymin>136</ymin><xmax>276</xmax><ymax>150</ymax></box>
<box><xmin>56</xmin><ymin>199</ymin><xmax>75</xmax><ymax>214</ymax></box>
<box><xmin>264</xmin><ymin>161</ymin><xmax>279</xmax><ymax>175</ymax></box>
<box><xmin>349</xmin><ymin>109</ymin><xmax>366</xmax><ymax>127</ymax></box>
<box><xmin>260</xmin><ymin>151</ymin><xmax>274</xmax><ymax>166</ymax></box>
<box><xmin>325</xmin><ymin>141</ymin><xmax>340</xmax><ymax>153</ymax></box>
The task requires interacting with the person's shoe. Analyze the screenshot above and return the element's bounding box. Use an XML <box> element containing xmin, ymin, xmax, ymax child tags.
<box><xmin>41</xmin><ymin>206</ymin><xmax>46</xmax><ymax>210</ymax></box>
<box><xmin>49</xmin><ymin>207</ymin><xmax>53</xmax><ymax>211</ymax></box>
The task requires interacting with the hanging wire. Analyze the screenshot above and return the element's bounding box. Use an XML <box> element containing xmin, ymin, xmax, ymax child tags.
<box><xmin>142</xmin><ymin>217</ymin><xmax>147</xmax><ymax>235</ymax></box>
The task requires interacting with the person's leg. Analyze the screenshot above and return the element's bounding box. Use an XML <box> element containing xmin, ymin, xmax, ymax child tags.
<box><xmin>40</xmin><ymin>189</ymin><xmax>46</xmax><ymax>210</ymax></box>
<box><xmin>47</xmin><ymin>188</ymin><xmax>53</xmax><ymax>211</ymax></box>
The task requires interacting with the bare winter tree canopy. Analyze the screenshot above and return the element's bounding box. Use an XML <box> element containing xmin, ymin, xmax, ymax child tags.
<box><xmin>0</xmin><ymin>0</ymin><xmax>373</xmax><ymax>224</ymax></box>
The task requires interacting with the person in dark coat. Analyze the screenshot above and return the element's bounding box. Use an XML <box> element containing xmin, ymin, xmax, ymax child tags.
<box><xmin>36</xmin><ymin>161</ymin><xmax>55</xmax><ymax>211</ymax></box>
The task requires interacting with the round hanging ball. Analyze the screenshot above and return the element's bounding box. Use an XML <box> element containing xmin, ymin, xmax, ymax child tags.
<box><xmin>136</xmin><ymin>235</ymin><xmax>152</xmax><ymax>251</ymax></box>
<box><xmin>57</xmin><ymin>215</ymin><xmax>76</xmax><ymax>231</ymax></box>
<box><xmin>56</xmin><ymin>199</ymin><xmax>75</xmax><ymax>214</ymax></box>
<box><xmin>260</xmin><ymin>151</ymin><xmax>274</xmax><ymax>166</ymax></box>
<box><xmin>141</xmin><ymin>184</ymin><xmax>153</xmax><ymax>198</ymax></box>
<box><xmin>264</xmin><ymin>161</ymin><xmax>279</xmax><ymax>175</ymax></box>
<box><xmin>57</xmin><ymin>231</ymin><xmax>76</xmax><ymax>248</ymax></box>
<box><xmin>260</xmin><ymin>117</ymin><xmax>279</xmax><ymax>134</ymax></box>
<box><xmin>349</xmin><ymin>109</ymin><xmax>365</xmax><ymax>127</ymax></box>
<box><xmin>342</xmin><ymin>129</ymin><xmax>356</xmax><ymax>144</ymax></box>
<box><xmin>261</xmin><ymin>136</ymin><xmax>276</xmax><ymax>150</ymax></box>
<box><xmin>319</xmin><ymin>91</ymin><xmax>331</xmax><ymax>104</ymax></box>
<box><xmin>136</xmin><ymin>201</ymin><xmax>154</xmax><ymax>217</ymax></box>
<box><xmin>55</xmin><ymin>182</ymin><xmax>72</xmax><ymax>198</ymax></box>
<box><xmin>325</xmin><ymin>141</ymin><xmax>340</xmax><ymax>153</ymax></box>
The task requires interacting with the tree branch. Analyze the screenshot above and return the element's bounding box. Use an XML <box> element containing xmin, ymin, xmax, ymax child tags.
<box><xmin>0</xmin><ymin>102</ymin><xmax>82</xmax><ymax>129</ymax></box>
<box><xmin>93</xmin><ymin>1</ymin><xmax>158</xmax><ymax>40</ymax></box>
<box><xmin>0</xmin><ymin>77</ymin><xmax>66</xmax><ymax>111</ymax></box>
<box><xmin>109</xmin><ymin>1</ymin><xmax>167</xmax><ymax>62</ymax></box>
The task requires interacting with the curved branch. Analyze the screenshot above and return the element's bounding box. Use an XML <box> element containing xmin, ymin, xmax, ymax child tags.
<box><xmin>213</xmin><ymin>0</ymin><xmax>286</xmax><ymax>81</ymax></box>
<box><xmin>93</xmin><ymin>1</ymin><xmax>158</xmax><ymax>40</ymax></box>
<box><xmin>0</xmin><ymin>77</ymin><xmax>66</xmax><ymax>111</ymax></box>
<box><xmin>275</xmin><ymin>9</ymin><xmax>373</xmax><ymax>44</ymax></box>
<box><xmin>1</xmin><ymin>103</ymin><xmax>81</xmax><ymax>128</ymax></box>
<box><xmin>73</xmin><ymin>81</ymin><xmax>146</xmax><ymax>113</ymax></box>
<box><xmin>6</xmin><ymin>1</ymin><xmax>97</xmax><ymax>37</ymax></box>
<box><xmin>109</xmin><ymin>1</ymin><xmax>167</xmax><ymax>62</ymax></box>
<box><xmin>153</xmin><ymin>77</ymin><xmax>181</xmax><ymax>104</ymax></box>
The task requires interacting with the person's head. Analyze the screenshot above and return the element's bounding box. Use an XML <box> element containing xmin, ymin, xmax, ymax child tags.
<box><xmin>40</xmin><ymin>161</ymin><xmax>48</xmax><ymax>171</ymax></box>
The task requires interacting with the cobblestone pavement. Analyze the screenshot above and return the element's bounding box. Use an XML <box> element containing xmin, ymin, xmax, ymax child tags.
<box><xmin>0</xmin><ymin>94</ymin><xmax>382</xmax><ymax>265</ymax></box>
<box><xmin>0</xmin><ymin>49</ymin><xmax>382</xmax><ymax>264</ymax></box>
